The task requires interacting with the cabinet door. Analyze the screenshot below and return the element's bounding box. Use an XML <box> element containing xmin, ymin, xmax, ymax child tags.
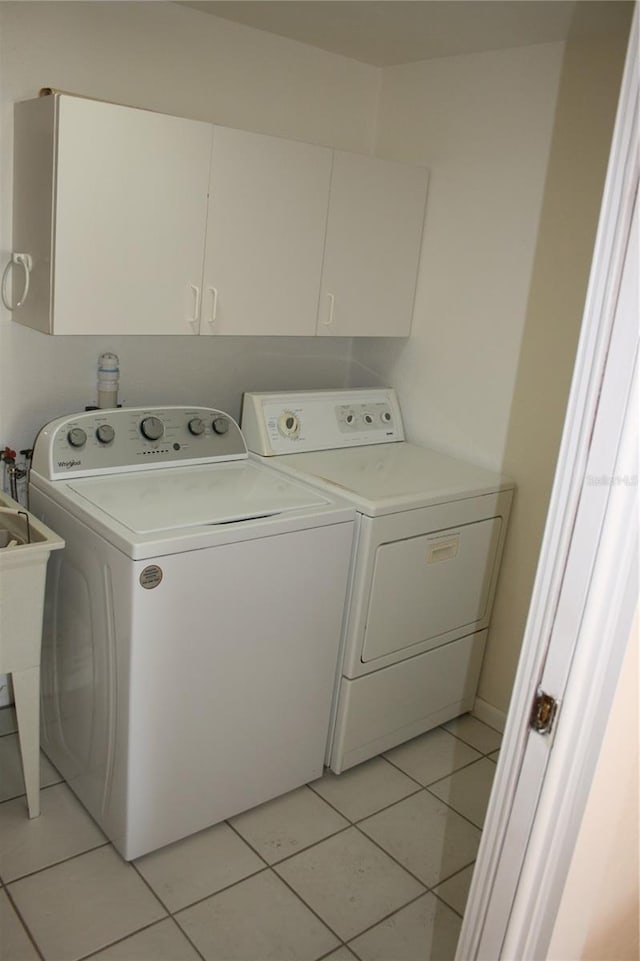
<box><xmin>53</xmin><ymin>96</ymin><xmax>212</xmax><ymax>334</ymax></box>
<box><xmin>201</xmin><ymin>126</ymin><xmax>332</xmax><ymax>336</ymax></box>
<box><xmin>318</xmin><ymin>151</ymin><xmax>429</xmax><ymax>337</ymax></box>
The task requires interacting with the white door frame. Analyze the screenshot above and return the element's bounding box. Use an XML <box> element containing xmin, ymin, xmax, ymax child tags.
<box><xmin>457</xmin><ymin>9</ymin><xmax>639</xmax><ymax>959</ymax></box>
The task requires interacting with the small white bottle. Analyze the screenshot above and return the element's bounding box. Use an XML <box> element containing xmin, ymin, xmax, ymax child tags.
<box><xmin>97</xmin><ymin>352</ymin><xmax>120</xmax><ymax>409</ymax></box>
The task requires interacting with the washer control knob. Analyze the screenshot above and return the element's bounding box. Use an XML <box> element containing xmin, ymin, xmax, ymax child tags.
<box><xmin>96</xmin><ymin>424</ymin><xmax>115</xmax><ymax>445</ymax></box>
<box><xmin>345</xmin><ymin>412</ymin><xmax>355</xmax><ymax>426</ymax></box>
<box><xmin>381</xmin><ymin>410</ymin><xmax>392</xmax><ymax>424</ymax></box>
<box><xmin>67</xmin><ymin>427</ymin><xmax>87</xmax><ymax>448</ymax></box>
<box><xmin>140</xmin><ymin>416</ymin><xmax>164</xmax><ymax>441</ymax></box>
<box><xmin>188</xmin><ymin>417</ymin><xmax>205</xmax><ymax>436</ymax></box>
<box><xmin>278</xmin><ymin>412</ymin><xmax>300</xmax><ymax>438</ymax></box>
<box><xmin>212</xmin><ymin>416</ymin><xmax>230</xmax><ymax>435</ymax></box>
<box><xmin>363</xmin><ymin>413</ymin><xmax>374</xmax><ymax>425</ymax></box>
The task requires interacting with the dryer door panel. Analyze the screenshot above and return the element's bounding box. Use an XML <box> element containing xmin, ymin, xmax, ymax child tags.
<box><xmin>361</xmin><ymin>517</ymin><xmax>502</xmax><ymax>662</ymax></box>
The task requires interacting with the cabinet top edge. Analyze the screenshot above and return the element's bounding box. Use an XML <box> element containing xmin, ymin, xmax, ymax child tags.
<box><xmin>14</xmin><ymin>90</ymin><xmax>429</xmax><ymax>170</ymax></box>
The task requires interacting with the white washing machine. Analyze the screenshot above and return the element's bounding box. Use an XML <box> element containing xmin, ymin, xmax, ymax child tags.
<box><xmin>242</xmin><ymin>389</ymin><xmax>514</xmax><ymax>773</ymax></box>
<box><xmin>29</xmin><ymin>405</ymin><xmax>354</xmax><ymax>859</ymax></box>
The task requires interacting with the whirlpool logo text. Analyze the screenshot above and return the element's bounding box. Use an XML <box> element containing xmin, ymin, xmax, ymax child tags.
<box><xmin>57</xmin><ymin>459</ymin><xmax>81</xmax><ymax>469</ymax></box>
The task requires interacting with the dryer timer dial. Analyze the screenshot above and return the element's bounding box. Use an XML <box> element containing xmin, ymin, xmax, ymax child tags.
<box><xmin>278</xmin><ymin>412</ymin><xmax>300</xmax><ymax>438</ymax></box>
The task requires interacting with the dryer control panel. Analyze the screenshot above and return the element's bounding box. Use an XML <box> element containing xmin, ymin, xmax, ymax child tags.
<box><xmin>242</xmin><ymin>389</ymin><xmax>405</xmax><ymax>455</ymax></box>
<box><xmin>32</xmin><ymin>407</ymin><xmax>247</xmax><ymax>479</ymax></box>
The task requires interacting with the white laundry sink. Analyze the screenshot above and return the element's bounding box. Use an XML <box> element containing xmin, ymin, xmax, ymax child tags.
<box><xmin>0</xmin><ymin>492</ymin><xmax>64</xmax><ymax>669</ymax></box>
<box><xmin>0</xmin><ymin>490</ymin><xmax>64</xmax><ymax>818</ymax></box>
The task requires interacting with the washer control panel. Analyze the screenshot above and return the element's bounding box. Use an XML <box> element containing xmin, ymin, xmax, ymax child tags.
<box><xmin>242</xmin><ymin>389</ymin><xmax>405</xmax><ymax>455</ymax></box>
<box><xmin>32</xmin><ymin>407</ymin><xmax>246</xmax><ymax>480</ymax></box>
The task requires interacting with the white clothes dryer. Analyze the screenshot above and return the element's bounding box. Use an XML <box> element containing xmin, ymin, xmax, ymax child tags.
<box><xmin>242</xmin><ymin>389</ymin><xmax>514</xmax><ymax>773</ymax></box>
<box><xmin>30</xmin><ymin>406</ymin><xmax>354</xmax><ymax>859</ymax></box>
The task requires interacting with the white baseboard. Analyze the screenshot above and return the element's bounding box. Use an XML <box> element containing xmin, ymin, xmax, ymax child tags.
<box><xmin>473</xmin><ymin>696</ymin><xmax>507</xmax><ymax>733</ymax></box>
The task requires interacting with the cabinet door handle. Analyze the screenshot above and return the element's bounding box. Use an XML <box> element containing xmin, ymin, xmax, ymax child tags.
<box><xmin>1</xmin><ymin>253</ymin><xmax>32</xmax><ymax>311</ymax></box>
<box><xmin>207</xmin><ymin>287</ymin><xmax>218</xmax><ymax>328</ymax></box>
<box><xmin>188</xmin><ymin>284</ymin><xmax>201</xmax><ymax>333</ymax></box>
<box><xmin>323</xmin><ymin>292</ymin><xmax>335</xmax><ymax>327</ymax></box>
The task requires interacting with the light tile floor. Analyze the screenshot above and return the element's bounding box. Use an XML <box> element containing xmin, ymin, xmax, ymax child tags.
<box><xmin>0</xmin><ymin>707</ymin><xmax>501</xmax><ymax>961</ymax></box>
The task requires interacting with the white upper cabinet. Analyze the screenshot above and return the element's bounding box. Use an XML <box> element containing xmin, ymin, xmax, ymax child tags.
<box><xmin>317</xmin><ymin>151</ymin><xmax>429</xmax><ymax>337</ymax></box>
<box><xmin>13</xmin><ymin>94</ymin><xmax>212</xmax><ymax>335</ymax></box>
<box><xmin>12</xmin><ymin>95</ymin><xmax>429</xmax><ymax>338</ymax></box>
<box><xmin>201</xmin><ymin>126</ymin><xmax>332</xmax><ymax>336</ymax></box>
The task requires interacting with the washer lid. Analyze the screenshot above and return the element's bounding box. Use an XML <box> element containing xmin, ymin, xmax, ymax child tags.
<box><xmin>269</xmin><ymin>443</ymin><xmax>513</xmax><ymax>515</ymax></box>
<box><xmin>67</xmin><ymin>460</ymin><xmax>329</xmax><ymax>533</ymax></box>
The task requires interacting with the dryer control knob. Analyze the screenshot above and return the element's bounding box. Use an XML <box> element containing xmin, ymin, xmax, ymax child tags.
<box><xmin>140</xmin><ymin>416</ymin><xmax>164</xmax><ymax>441</ymax></box>
<box><xmin>67</xmin><ymin>427</ymin><xmax>87</xmax><ymax>448</ymax></box>
<box><xmin>188</xmin><ymin>418</ymin><xmax>205</xmax><ymax>436</ymax></box>
<box><xmin>96</xmin><ymin>424</ymin><xmax>115</xmax><ymax>445</ymax></box>
<box><xmin>212</xmin><ymin>416</ymin><xmax>230</xmax><ymax>435</ymax></box>
<box><xmin>278</xmin><ymin>412</ymin><xmax>300</xmax><ymax>438</ymax></box>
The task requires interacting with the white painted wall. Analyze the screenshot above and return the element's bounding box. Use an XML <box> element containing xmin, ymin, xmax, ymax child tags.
<box><xmin>480</xmin><ymin>22</ymin><xmax>631</xmax><ymax>715</ymax></box>
<box><xmin>353</xmin><ymin>42</ymin><xmax>564</xmax><ymax>470</ymax></box>
<box><xmin>0</xmin><ymin>1</ymin><xmax>379</xmax><ymax>452</ymax></box>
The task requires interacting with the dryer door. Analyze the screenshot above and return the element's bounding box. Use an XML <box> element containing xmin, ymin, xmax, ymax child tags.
<box><xmin>361</xmin><ymin>516</ymin><xmax>502</xmax><ymax>663</ymax></box>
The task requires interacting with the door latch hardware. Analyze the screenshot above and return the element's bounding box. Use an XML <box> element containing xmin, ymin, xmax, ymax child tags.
<box><xmin>530</xmin><ymin>690</ymin><xmax>558</xmax><ymax>735</ymax></box>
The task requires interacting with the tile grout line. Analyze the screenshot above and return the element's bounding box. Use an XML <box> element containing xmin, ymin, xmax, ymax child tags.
<box><xmin>3</xmin><ymin>838</ymin><xmax>112</xmax><ymax>887</ymax></box>
<box><xmin>306</xmin><ymin>774</ymin><xmax>424</xmax><ymax>822</ymax></box>
<box><xmin>441</xmin><ymin>728</ymin><xmax>503</xmax><ymax>756</ymax></box>
<box><xmin>316</xmin><ymin>946</ymin><xmax>354</xmax><ymax>961</ymax></box>
<box><xmin>272</xmin><ymin>861</ymin><xmax>353</xmax><ymax>948</ymax></box>
<box><xmin>75</xmin><ymin>916</ymin><xmax>201</xmax><ymax>961</ymax></box>
<box><xmin>0</xmin><ymin>774</ymin><xmax>64</xmax><ymax>803</ymax></box>
<box><xmin>372</xmin><ymin>755</ymin><xmax>427</xmax><ymax>789</ymax></box>
<box><xmin>332</xmin><ymin>860</ymin><xmax>479</xmax><ymax>953</ymax></box>
<box><xmin>227</xmin><ymin>800</ymin><xmax>442</xmax><ymax>947</ymax></box>
<box><xmin>134</xmin><ymin>859</ymin><xmax>271</xmax><ymax>918</ymax></box>
<box><xmin>125</xmin><ymin>826</ymin><xmax>345</xmax><ymax>961</ymax></box>
<box><xmin>226</xmin><ymin>808</ymin><xmax>353</xmax><ymax>871</ymax></box>
<box><xmin>349</xmin><ymin>792</ymin><xmax>485</xmax><ymax>893</ymax></box>
<box><xmin>351</xmin><ymin>813</ymin><xmax>435</xmax><ymax>891</ymax></box>
<box><xmin>429</xmin><ymin>859</ymin><xmax>479</xmax><ymax>920</ymax></box>
<box><xmin>342</xmin><ymin>888</ymin><xmax>436</xmax><ymax>955</ymax></box>
<box><xmin>2</xmin><ymin>882</ymin><xmax>47</xmax><ymax>961</ymax></box>
<box><xmin>351</xmin><ymin>779</ymin><xmax>485</xmax><ymax>841</ymax></box>
<box><xmin>130</xmin><ymin>846</ymin><xmax>344</xmax><ymax>959</ymax></box>
<box><xmin>382</xmin><ymin>750</ymin><xmax>495</xmax><ymax>791</ymax></box>
<box><xmin>225</xmin><ymin>816</ymin><xmax>455</xmax><ymax>953</ymax></box>
<box><xmin>423</xmin><ymin>783</ymin><xmax>487</xmax><ymax>833</ymax></box>
<box><xmin>226</xmin><ymin>802</ymin><xmax>439</xmax><ymax>952</ymax></box>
